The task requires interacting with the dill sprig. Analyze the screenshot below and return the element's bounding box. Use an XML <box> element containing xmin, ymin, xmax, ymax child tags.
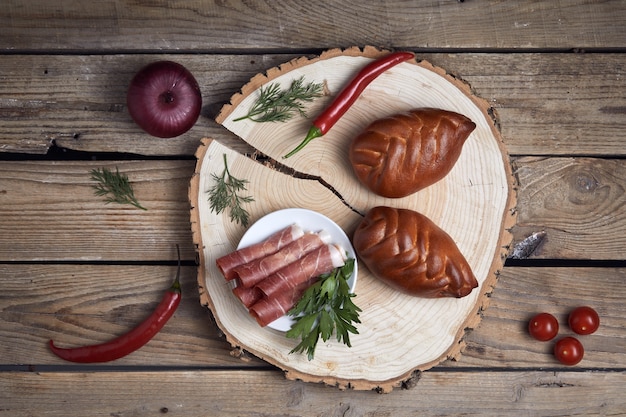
<box><xmin>233</xmin><ymin>76</ymin><xmax>324</xmax><ymax>123</ymax></box>
<box><xmin>207</xmin><ymin>154</ymin><xmax>254</xmax><ymax>227</ymax></box>
<box><xmin>90</xmin><ymin>167</ymin><xmax>147</xmax><ymax>210</ymax></box>
<box><xmin>286</xmin><ymin>258</ymin><xmax>361</xmax><ymax>361</ymax></box>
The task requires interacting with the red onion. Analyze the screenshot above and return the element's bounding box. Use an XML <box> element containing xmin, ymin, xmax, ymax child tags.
<box><xmin>127</xmin><ymin>61</ymin><xmax>202</xmax><ymax>138</ymax></box>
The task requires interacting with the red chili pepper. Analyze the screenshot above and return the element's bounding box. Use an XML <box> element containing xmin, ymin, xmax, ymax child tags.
<box><xmin>48</xmin><ymin>245</ymin><xmax>182</xmax><ymax>363</ymax></box>
<box><xmin>283</xmin><ymin>51</ymin><xmax>415</xmax><ymax>158</ymax></box>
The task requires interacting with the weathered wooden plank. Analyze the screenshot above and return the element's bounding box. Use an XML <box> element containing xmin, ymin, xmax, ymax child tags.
<box><xmin>1</xmin><ymin>263</ymin><xmax>623</xmax><ymax>370</ymax></box>
<box><xmin>0</xmin><ymin>264</ymin><xmax>265</xmax><ymax>367</ymax></box>
<box><xmin>1</xmin><ymin>0</ymin><xmax>624</xmax><ymax>51</ymax></box>
<box><xmin>512</xmin><ymin>157</ymin><xmax>626</xmax><ymax>260</ymax></box>
<box><xmin>1</xmin><ymin>53</ymin><xmax>624</xmax><ymax>156</ymax></box>
<box><xmin>0</xmin><ymin>54</ymin><xmax>268</xmax><ymax>156</ymax></box>
<box><xmin>0</xmin><ymin>160</ymin><xmax>196</xmax><ymax>262</ymax></box>
<box><xmin>454</xmin><ymin>266</ymin><xmax>626</xmax><ymax>368</ymax></box>
<box><xmin>1</xmin><ymin>157</ymin><xmax>625</xmax><ymax>262</ymax></box>
<box><xmin>1</xmin><ymin>369</ymin><xmax>624</xmax><ymax>416</ymax></box>
<box><xmin>428</xmin><ymin>52</ymin><xmax>626</xmax><ymax>157</ymax></box>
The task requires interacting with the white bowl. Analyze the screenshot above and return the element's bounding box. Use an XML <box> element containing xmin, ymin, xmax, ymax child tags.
<box><xmin>237</xmin><ymin>208</ymin><xmax>358</xmax><ymax>332</ymax></box>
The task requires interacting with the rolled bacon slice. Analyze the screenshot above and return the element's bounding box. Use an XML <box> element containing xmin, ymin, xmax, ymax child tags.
<box><xmin>232</xmin><ymin>230</ymin><xmax>331</xmax><ymax>289</ymax></box>
<box><xmin>248</xmin><ymin>276</ymin><xmax>317</xmax><ymax>327</ymax></box>
<box><xmin>216</xmin><ymin>224</ymin><xmax>304</xmax><ymax>281</ymax></box>
<box><xmin>256</xmin><ymin>244</ymin><xmax>346</xmax><ymax>301</ymax></box>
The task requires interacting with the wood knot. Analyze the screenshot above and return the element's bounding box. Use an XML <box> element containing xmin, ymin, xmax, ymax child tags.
<box><xmin>568</xmin><ymin>170</ymin><xmax>604</xmax><ymax>205</ymax></box>
<box><xmin>573</xmin><ymin>172</ymin><xmax>598</xmax><ymax>193</ymax></box>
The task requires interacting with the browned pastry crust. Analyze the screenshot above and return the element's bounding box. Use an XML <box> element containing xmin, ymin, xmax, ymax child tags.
<box><xmin>353</xmin><ymin>206</ymin><xmax>478</xmax><ymax>298</ymax></box>
<box><xmin>349</xmin><ymin>108</ymin><xmax>476</xmax><ymax>198</ymax></box>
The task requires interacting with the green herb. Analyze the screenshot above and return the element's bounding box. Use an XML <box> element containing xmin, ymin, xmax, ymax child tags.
<box><xmin>286</xmin><ymin>258</ymin><xmax>360</xmax><ymax>360</ymax></box>
<box><xmin>207</xmin><ymin>154</ymin><xmax>254</xmax><ymax>227</ymax></box>
<box><xmin>90</xmin><ymin>167</ymin><xmax>147</xmax><ymax>210</ymax></box>
<box><xmin>233</xmin><ymin>76</ymin><xmax>324</xmax><ymax>123</ymax></box>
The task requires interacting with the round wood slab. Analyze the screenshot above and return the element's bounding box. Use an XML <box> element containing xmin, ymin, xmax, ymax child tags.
<box><xmin>189</xmin><ymin>46</ymin><xmax>517</xmax><ymax>392</ymax></box>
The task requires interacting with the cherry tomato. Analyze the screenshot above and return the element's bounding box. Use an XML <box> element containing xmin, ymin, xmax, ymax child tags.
<box><xmin>528</xmin><ymin>312</ymin><xmax>559</xmax><ymax>341</ymax></box>
<box><xmin>554</xmin><ymin>336</ymin><xmax>584</xmax><ymax>365</ymax></box>
<box><xmin>568</xmin><ymin>306</ymin><xmax>600</xmax><ymax>335</ymax></box>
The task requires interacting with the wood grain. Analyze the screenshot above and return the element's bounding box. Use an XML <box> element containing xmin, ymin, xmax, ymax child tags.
<box><xmin>512</xmin><ymin>157</ymin><xmax>626</xmax><ymax>260</ymax></box>
<box><xmin>0</xmin><ymin>160</ymin><xmax>196</xmax><ymax>261</ymax></box>
<box><xmin>1</xmin><ymin>370</ymin><xmax>624</xmax><ymax>416</ymax></box>
<box><xmin>1</xmin><ymin>0</ymin><xmax>624</xmax><ymax>51</ymax></box>
<box><xmin>0</xmin><ymin>264</ymin><xmax>265</xmax><ymax>367</ymax></box>
<box><xmin>191</xmin><ymin>46</ymin><xmax>516</xmax><ymax>389</ymax></box>
<box><xmin>1</xmin><ymin>53</ymin><xmax>624</xmax><ymax>156</ymax></box>
<box><xmin>2</xmin><ymin>264</ymin><xmax>623</xmax><ymax>369</ymax></box>
<box><xmin>1</xmin><ymin>157</ymin><xmax>624</xmax><ymax>262</ymax></box>
<box><xmin>0</xmin><ymin>0</ymin><xmax>624</xmax><ymax>414</ymax></box>
<box><xmin>0</xmin><ymin>54</ymin><xmax>263</xmax><ymax>156</ymax></box>
<box><xmin>457</xmin><ymin>266</ymin><xmax>626</xmax><ymax>368</ymax></box>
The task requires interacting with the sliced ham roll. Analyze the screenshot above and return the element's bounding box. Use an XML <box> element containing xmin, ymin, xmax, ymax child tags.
<box><xmin>232</xmin><ymin>230</ymin><xmax>331</xmax><ymax>289</ymax></box>
<box><xmin>256</xmin><ymin>244</ymin><xmax>346</xmax><ymax>301</ymax></box>
<box><xmin>248</xmin><ymin>277</ymin><xmax>317</xmax><ymax>327</ymax></box>
<box><xmin>216</xmin><ymin>224</ymin><xmax>304</xmax><ymax>281</ymax></box>
<box><xmin>232</xmin><ymin>285</ymin><xmax>262</xmax><ymax>308</ymax></box>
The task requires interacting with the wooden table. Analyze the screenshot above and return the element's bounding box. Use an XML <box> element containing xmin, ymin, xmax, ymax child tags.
<box><xmin>1</xmin><ymin>1</ymin><xmax>625</xmax><ymax>415</ymax></box>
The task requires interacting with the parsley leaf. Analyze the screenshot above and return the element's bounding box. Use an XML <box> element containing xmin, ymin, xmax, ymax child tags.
<box><xmin>286</xmin><ymin>258</ymin><xmax>360</xmax><ymax>360</ymax></box>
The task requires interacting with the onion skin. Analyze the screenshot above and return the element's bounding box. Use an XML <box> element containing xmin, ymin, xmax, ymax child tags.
<box><xmin>127</xmin><ymin>60</ymin><xmax>202</xmax><ymax>138</ymax></box>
